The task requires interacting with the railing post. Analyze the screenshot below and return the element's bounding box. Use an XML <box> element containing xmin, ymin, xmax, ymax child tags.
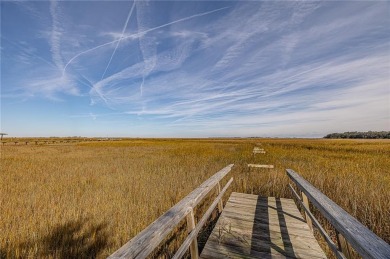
<box><xmin>217</xmin><ymin>182</ymin><xmax>223</xmax><ymax>213</ymax></box>
<box><xmin>301</xmin><ymin>191</ymin><xmax>313</xmax><ymax>231</ymax></box>
<box><xmin>186</xmin><ymin>209</ymin><xmax>199</xmax><ymax>259</ymax></box>
<box><xmin>336</xmin><ymin>231</ymin><xmax>352</xmax><ymax>259</ymax></box>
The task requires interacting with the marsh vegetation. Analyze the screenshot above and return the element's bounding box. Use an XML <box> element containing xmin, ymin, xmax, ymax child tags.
<box><xmin>1</xmin><ymin>138</ymin><xmax>389</xmax><ymax>258</ymax></box>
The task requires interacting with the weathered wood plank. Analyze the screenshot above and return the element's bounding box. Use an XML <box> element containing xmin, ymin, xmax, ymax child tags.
<box><xmin>252</xmin><ymin>147</ymin><xmax>266</xmax><ymax>154</ymax></box>
<box><xmin>288</xmin><ymin>183</ymin><xmax>345</xmax><ymax>259</ymax></box>
<box><xmin>209</xmin><ymin>223</ymin><xmax>323</xmax><ymax>249</ymax></box>
<box><xmin>253</xmin><ymin>147</ymin><xmax>264</xmax><ymax>150</ymax></box>
<box><xmin>173</xmin><ymin>178</ymin><xmax>233</xmax><ymax>259</ymax></box>
<box><xmin>200</xmin><ymin>192</ymin><xmax>326</xmax><ymax>259</ymax></box>
<box><xmin>223</xmin><ymin>203</ymin><xmax>303</xmax><ymax>219</ymax></box>
<box><xmin>224</xmin><ymin>199</ymin><xmax>306</xmax><ymax>221</ymax></box>
<box><xmin>218</xmin><ymin>212</ymin><xmax>312</xmax><ymax>234</ymax></box>
<box><xmin>253</xmin><ymin>150</ymin><xmax>266</xmax><ymax>154</ymax></box>
<box><xmin>215</xmin><ymin>214</ymin><xmax>313</xmax><ymax>236</ymax></box>
<box><xmin>205</xmin><ymin>235</ymin><xmax>327</xmax><ymax>258</ymax></box>
<box><xmin>227</xmin><ymin>200</ymin><xmax>300</xmax><ymax>214</ymax></box>
<box><xmin>337</xmin><ymin>232</ymin><xmax>352</xmax><ymax>259</ymax></box>
<box><xmin>186</xmin><ymin>209</ymin><xmax>199</xmax><ymax>259</ymax></box>
<box><xmin>201</xmin><ymin>244</ymin><xmax>282</xmax><ymax>259</ymax></box>
<box><xmin>201</xmin><ymin>240</ymin><xmax>327</xmax><ymax>259</ymax></box>
<box><xmin>248</xmin><ymin>164</ymin><xmax>274</xmax><ymax>169</ymax></box>
<box><xmin>226</xmin><ymin>196</ymin><xmax>304</xmax><ymax>224</ymax></box>
<box><xmin>286</xmin><ymin>169</ymin><xmax>390</xmax><ymax>259</ymax></box>
<box><xmin>208</xmin><ymin>219</ymin><xmax>325</xmax><ymax>251</ymax></box>
<box><xmin>301</xmin><ymin>192</ymin><xmax>313</xmax><ymax>231</ymax></box>
<box><xmin>202</xmin><ymin>239</ymin><xmax>327</xmax><ymax>259</ymax></box>
<box><xmin>217</xmin><ymin>182</ymin><xmax>223</xmax><ymax>213</ymax></box>
<box><xmin>109</xmin><ymin>164</ymin><xmax>234</xmax><ymax>259</ymax></box>
<box><xmin>229</xmin><ymin>192</ymin><xmax>296</xmax><ymax>204</ymax></box>
<box><xmin>228</xmin><ymin>197</ymin><xmax>299</xmax><ymax>209</ymax></box>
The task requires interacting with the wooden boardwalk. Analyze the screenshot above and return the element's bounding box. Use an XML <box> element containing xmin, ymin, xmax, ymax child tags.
<box><xmin>109</xmin><ymin>165</ymin><xmax>390</xmax><ymax>259</ymax></box>
<box><xmin>200</xmin><ymin>192</ymin><xmax>326</xmax><ymax>259</ymax></box>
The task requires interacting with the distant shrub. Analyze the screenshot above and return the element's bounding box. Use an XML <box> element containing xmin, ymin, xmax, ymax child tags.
<box><xmin>324</xmin><ymin>131</ymin><xmax>390</xmax><ymax>139</ymax></box>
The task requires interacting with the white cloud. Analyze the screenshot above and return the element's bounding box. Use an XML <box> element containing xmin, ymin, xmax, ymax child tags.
<box><xmin>23</xmin><ymin>72</ymin><xmax>80</xmax><ymax>100</ymax></box>
<box><xmin>49</xmin><ymin>0</ymin><xmax>64</xmax><ymax>69</ymax></box>
<box><xmin>100</xmin><ymin>1</ymin><xmax>136</xmax><ymax>80</ymax></box>
<box><xmin>3</xmin><ymin>1</ymin><xmax>389</xmax><ymax>136</ymax></box>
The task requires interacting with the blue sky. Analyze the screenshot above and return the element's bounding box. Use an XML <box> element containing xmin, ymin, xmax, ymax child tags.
<box><xmin>1</xmin><ymin>1</ymin><xmax>389</xmax><ymax>137</ymax></box>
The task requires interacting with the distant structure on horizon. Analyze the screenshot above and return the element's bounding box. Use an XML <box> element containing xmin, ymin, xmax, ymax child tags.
<box><xmin>0</xmin><ymin>133</ymin><xmax>7</xmax><ymax>141</ymax></box>
<box><xmin>324</xmin><ymin>131</ymin><xmax>390</xmax><ymax>139</ymax></box>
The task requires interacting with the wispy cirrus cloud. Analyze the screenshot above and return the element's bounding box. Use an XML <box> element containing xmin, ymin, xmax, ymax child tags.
<box><xmin>2</xmin><ymin>1</ymin><xmax>389</xmax><ymax>137</ymax></box>
<box><xmin>49</xmin><ymin>0</ymin><xmax>64</xmax><ymax>69</ymax></box>
<box><xmin>61</xmin><ymin>5</ymin><xmax>229</xmax><ymax>75</ymax></box>
<box><xmin>100</xmin><ymin>1</ymin><xmax>136</xmax><ymax>80</ymax></box>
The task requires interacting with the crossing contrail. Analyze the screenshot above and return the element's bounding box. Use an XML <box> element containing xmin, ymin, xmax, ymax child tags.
<box><xmin>62</xmin><ymin>6</ymin><xmax>229</xmax><ymax>75</ymax></box>
<box><xmin>100</xmin><ymin>1</ymin><xmax>136</xmax><ymax>80</ymax></box>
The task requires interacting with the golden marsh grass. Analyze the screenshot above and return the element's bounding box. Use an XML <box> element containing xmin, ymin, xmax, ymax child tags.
<box><xmin>1</xmin><ymin>138</ymin><xmax>389</xmax><ymax>258</ymax></box>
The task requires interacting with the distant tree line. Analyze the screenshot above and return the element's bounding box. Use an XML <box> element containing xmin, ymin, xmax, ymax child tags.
<box><xmin>324</xmin><ymin>131</ymin><xmax>390</xmax><ymax>139</ymax></box>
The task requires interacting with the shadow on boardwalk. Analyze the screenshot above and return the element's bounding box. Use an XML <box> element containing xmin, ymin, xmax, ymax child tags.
<box><xmin>201</xmin><ymin>193</ymin><xmax>307</xmax><ymax>258</ymax></box>
<box><xmin>251</xmin><ymin>197</ymin><xmax>297</xmax><ymax>258</ymax></box>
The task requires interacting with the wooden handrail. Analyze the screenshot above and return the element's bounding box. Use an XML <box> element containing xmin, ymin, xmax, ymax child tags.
<box><xmin>109</xmin><ymin>164</ymin><xmax>234</xmax><ymax>259</ymax></box>
<box><xmin>286</xmin><ymin>169</ymin><xmax>390</xmax><ymax>259</ymax></box>
<box><xmin>173</xmin><ymin>177</ymin><xmax>233</xmax><ymax>259</ymax></box>
<box><xmin>288</xmin><ymin>184</ymin><xmax>346</xmax><ymax>259</ymax></box>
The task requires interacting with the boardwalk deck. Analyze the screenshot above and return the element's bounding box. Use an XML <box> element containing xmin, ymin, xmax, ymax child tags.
<box><xmin>200</xmin><ymin>192</ymin><xmax>327</xmax><ymax>259</ymax></box>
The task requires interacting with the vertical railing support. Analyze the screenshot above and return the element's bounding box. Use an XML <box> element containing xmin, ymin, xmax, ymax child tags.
<box><xmin>301</xmin><ymin>191</ymin><xmax>313</xmax><ymax>231</ymax></box>
<box><xmin>217</xmin><ymin>182</ymin><xmax>223</xmax><ymax>213</ymax></box>
<box><xmin>336</xmin><ymin>231</ymin><xmax>352</xmax><ymax>259</ymax></box>
<box><xmin>186</xmin><ymin>209</ymin><xmax>199</xmax><ymax>259</ymax></box>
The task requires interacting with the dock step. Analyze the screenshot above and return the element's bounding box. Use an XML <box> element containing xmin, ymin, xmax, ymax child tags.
<box><xmin>200</xmin><ymin>192</ymin><xmax>327</xmax><ymax>258</ymax></box>
<box><xmin>248</xmin><ymin>164</ymin><xmax>274</xmax><ymax>169</ymax></box>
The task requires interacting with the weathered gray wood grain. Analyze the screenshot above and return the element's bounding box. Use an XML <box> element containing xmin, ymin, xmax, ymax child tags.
<box><xmin>200</xmin><ymin>192</ymin><xmax>326</xmax><ymax>259</ymax></box>
<box><xmin>173</xmin><ymin>177</ymin><xmax>233</xmax><ymax>259</ymax></box>
<box><xmin>108</xmin><ymin>164</ymin><xmax>234</xmax><ymax>259</ymax></box>
<box><xmin>247</xmin><ymin>164</ymin><xmax>274</xmax><ymax>168</ymax></box>
<box><xmin>286</xmin><ymin>169</ymin><xmax>390</xmax><ymax>259</ymax></box>
<box><xmin>289</xmin><ymin>183</ymin><xmax>345</xmax><ymax>259</ymax></box>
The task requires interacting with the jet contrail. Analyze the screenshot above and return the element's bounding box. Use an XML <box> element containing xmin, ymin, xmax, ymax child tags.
<box><xmin>100</xmin><ymin>1</ymin><xmax>136</xmax><ymax>80</ymax></box>
<box><xmin>62</xmin><ymin>6</ymin><xmax>229</xmax><ymax>75</ymax></box>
